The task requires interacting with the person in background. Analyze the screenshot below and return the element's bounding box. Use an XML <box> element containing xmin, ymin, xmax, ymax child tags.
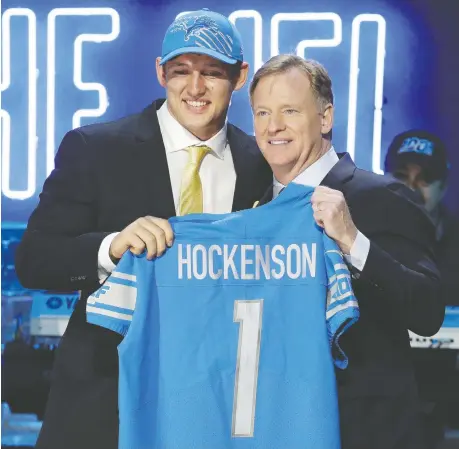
<box><xmin>249</xmin><ymin>54</ymin><xmax>444</xmax><ymax>449</ymax></box>
<box><xmin>385</xmin><ymin>130</ymin><xmax>458</xmax><ymax>307</ymax></box>
<box><xmin>15</xmin><ymin>9</ymin><xmax>272</xmax><ymax>449</ymax></box>
<box><xmin>385</xmin><ymin>130</ymin><xmax>459</xmax><ymax>447</ymax></box>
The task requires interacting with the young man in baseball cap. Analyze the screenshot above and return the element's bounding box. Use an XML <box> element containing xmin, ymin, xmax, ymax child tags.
<box><xmin>385</xmin><ymin>129</ymin><xmax>457</xmax><ymax>305</ymax></box>
<box><xmin>385</xmin><ymin>130</ymin><xmax>449</xmax><ymax>214</ymax></box>
<box><xmin>385</xmin><ymin>129</ymin><xmax>459</xmax><ymax>447</ymax></box>
<box><xmin>18</xmin><ymin>9</ymin><xmax>272</xmax><ymax>449</ymax></box>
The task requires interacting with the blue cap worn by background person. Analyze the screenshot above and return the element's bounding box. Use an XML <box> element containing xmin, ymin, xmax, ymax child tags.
<box><xmin>160</xmin><ymin>9</ymin><xmax>244</xmax><ymax>65</ymax></box>
<box><xmin>384</xmin><ymin>129</ymin><xmax>450</xmax><ymax>181</ymax></box>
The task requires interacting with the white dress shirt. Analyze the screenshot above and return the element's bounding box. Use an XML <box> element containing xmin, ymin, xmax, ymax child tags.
<box><xmin>97</xmin><ymin>101</ymin><xmax>236</xmax><ymax>281</ymax></box>
<box><xmin>272</xmin><ymin>147</ymin><xmax>370</xmax><ymax>271</ymax></box>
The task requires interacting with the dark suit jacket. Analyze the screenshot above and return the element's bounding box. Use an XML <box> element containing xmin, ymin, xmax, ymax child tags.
<box><xmin>15</xmin><ymin>99</ymin><xmax>273</xmax><ymax>449</ymax></box>
<box><xmin>258</xmin><ymin>153</ymin><xmax>444</xmax><ymax>449</ymax></box>
<box><xmin>437</xmin><ymin>206</ymin><xmax>459</xmax><ymax>306</ymax></box>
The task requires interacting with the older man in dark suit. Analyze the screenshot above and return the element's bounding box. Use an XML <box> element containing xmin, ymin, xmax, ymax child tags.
<box><xmin>15</xmin><ymin>9</ymin><xmax>272</xmax><ymax>449</ymax></box>
<box><xmin>250</xmin><ymin>54</ymin><xmax>444</xmax><ymax>449</ymax></box>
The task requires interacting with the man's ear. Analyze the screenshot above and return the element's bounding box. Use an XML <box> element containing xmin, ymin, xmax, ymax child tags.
<box><xmin>321</xmin><ymin>104</ymin><xmax>334</xmax><ymax>135</ymax></box>
<box><xmin>156</xmin><ymin>57</ymin><xmax>167</xmax><ymax>88</ymax></box>
<box><xmin>233</xmin><ymin>62</ymin><xmax>250</xmax><ymax>91</ymax></box>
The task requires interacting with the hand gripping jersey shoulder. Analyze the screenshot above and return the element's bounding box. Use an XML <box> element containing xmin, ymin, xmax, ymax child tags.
<box><xmin>87</xmin><ymin>183</ymin><xmax>359</xmax><ymax>449</ymax></box>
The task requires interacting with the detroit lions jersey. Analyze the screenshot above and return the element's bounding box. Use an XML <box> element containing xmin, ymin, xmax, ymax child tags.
<box><xmin>87</xmin><ymin>183</ymin><xmax>359</xmax><ymax>449</ymax></box>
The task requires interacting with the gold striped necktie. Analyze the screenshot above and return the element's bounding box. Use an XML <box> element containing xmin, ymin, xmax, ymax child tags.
<box><xmin>178</xmin><ymin>145</ymin><xmax>211</xmax><ymax>216</ymax></box>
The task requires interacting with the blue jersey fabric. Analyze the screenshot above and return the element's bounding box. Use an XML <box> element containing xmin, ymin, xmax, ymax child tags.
<box><xmin>87</xmin><ymin>183</ymin><xmax>359</xmax><ymax>449</ymax></box>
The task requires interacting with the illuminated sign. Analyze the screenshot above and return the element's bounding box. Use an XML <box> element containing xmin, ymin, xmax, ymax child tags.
<box><xmin>1</xmin><ymin>8</ymin><xmax>37</xmax><ymax>200</ymax></box>
<box><xmin>46</xmin><ymin>8</ymin><xmax>120</xmax><ymax>177</ymax></box>
<box><xmin>228</xmin><ymin>11</ymin><xmax>386</xmax><ymax>173</ymax></box>
<box><xmin>1</xmin><ymin>7</ymin><xmax>386</xmax><ymax>200</ymax></box>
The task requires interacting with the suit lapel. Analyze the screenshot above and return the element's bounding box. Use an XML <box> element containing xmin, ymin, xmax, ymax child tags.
<box><xmin>132</xmin><ymin>99</ymin><xmax>176</xmax><ymax>219</ymax></box>
<box><xmin>228</xmin><ymin>126</ymin><xmax>262</xmax><ymax>212</ymax></box>
<box><xmin>257</xmin><ymin>185</ymin><xmax>274</xmax><ymax>207</ymax></box>
<box><xmin>320</xmin><ymin>152</ymin><xmax>356</xmax><ymax>189</ymax></box>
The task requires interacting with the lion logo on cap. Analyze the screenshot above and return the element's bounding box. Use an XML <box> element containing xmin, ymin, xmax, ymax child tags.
<box><xmin>170</xmin><ymin>14</ymin><xmax>234</xmax><ymax>57</ymax></box>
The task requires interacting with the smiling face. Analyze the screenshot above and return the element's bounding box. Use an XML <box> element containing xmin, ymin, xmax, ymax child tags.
<box><xmin>156</xmin><ymin>53</ymin><xmax>248</xmax><ymax>141</ymax></box>
<box><xmin>251</xmin><ymin>68</ymin><xmax>333</xmax><ymax>184</ymax></box>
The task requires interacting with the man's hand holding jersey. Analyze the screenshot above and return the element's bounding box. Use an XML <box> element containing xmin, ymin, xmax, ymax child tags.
<box><xmin>108</xmin><ymin>187</ymin><xmax>360</xmax><ymax>265</ymax></box>
<box><xmin>311</xmin><ymin>186</ymin><xmax>358</xmax><ymax>255</ymax></box>
<box><xmin>109</xmin><ymin>216</ymin><xmax>174</xmax><ymax>263</ymax></box>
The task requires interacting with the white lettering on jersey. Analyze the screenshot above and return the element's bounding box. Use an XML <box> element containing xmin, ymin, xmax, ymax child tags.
<box><xmin>177</xmin><ymin>243</ymin><xmax>317</xmax><ymax>280</ymax></box>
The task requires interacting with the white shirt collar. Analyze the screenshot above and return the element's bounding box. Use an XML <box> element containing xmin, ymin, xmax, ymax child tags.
<box><xmin>273</xmin><ymin>147</ymin><xmax>339</xmax><ymax>198</ymax></box>
<box><xmin>157</xmin><ymin>101</ymin><xmax>228</xmax><ymax>159</ymax></box>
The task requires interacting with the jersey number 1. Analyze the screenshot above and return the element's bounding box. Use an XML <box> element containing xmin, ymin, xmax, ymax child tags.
<box><xmin>232</xmin><ymin>299</ymin><xmax>264</xmax><ymax>438</ymax></box>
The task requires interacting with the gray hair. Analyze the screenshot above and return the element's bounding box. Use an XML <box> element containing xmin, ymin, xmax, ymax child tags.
<box><xmin>249</xmin><ymin>54</ymin><xmax>334</xmax><ymax>112</ymax></box>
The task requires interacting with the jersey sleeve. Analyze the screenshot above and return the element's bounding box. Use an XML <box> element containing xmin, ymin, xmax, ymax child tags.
<box><xmin>86</xmin><ymin>252</ymin><xmax>137</xmax><ymax>336</ymax></box>
<box><xmin>323</xmin><ymin>234</ymin><xmax>360</xmax><ymax>369</ymax></box>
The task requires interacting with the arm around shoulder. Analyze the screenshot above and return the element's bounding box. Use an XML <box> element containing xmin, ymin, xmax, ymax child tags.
<box><xmin>15</xmin><ymin>130</ymin><xmax>111</xmax><ymax>292</ymax></box>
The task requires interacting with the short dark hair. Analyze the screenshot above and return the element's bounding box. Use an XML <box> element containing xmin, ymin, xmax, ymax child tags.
<box><xmin>229</xmin><ymin>60</ymin><xmax>243</xmax><ymax>79</ymax></box>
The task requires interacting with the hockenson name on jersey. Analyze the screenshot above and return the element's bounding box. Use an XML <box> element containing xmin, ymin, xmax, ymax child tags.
<box><xmin>177</xmin><ymin>242</ymin><xmax>317</xmax><ymax>281</ymax></box>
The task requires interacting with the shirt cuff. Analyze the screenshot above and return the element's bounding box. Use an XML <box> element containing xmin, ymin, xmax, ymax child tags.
<box><xmin>344</xmin><ymin>231</ymin><xmax>370</xmax><ymax>272</ymax></box>
<box><xmin>98</xmin><ymin>232</ymin><xmax>119</xmax><ymax>283</ymax></box>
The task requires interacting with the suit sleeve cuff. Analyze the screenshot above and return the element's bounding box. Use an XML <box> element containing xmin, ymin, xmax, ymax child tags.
<box><xmin>344</xmin><ymin>231</ymin><xmax>370</xmax><ymax>272</ymax></box>
<box><xmin>98</xmin><ymin>232</ymin><xmax>119</xmax><ymax>283</ymax></box>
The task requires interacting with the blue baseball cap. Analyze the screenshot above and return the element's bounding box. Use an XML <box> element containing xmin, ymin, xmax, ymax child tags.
<box><xmin>160</xmin><ymin>9</ymin><xmax>244</xmax><ymax>65</ymax></box>
<box><xmin>385</xmin><ymin>130</ymin><xmax>450</xmax><ymax>181</ymax></box>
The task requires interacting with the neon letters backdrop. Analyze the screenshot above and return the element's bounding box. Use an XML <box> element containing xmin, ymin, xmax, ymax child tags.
<box><xmin>1</xmin><ymin>0</ymin><xmax>449</xmax><ymax>221</ymax></box>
